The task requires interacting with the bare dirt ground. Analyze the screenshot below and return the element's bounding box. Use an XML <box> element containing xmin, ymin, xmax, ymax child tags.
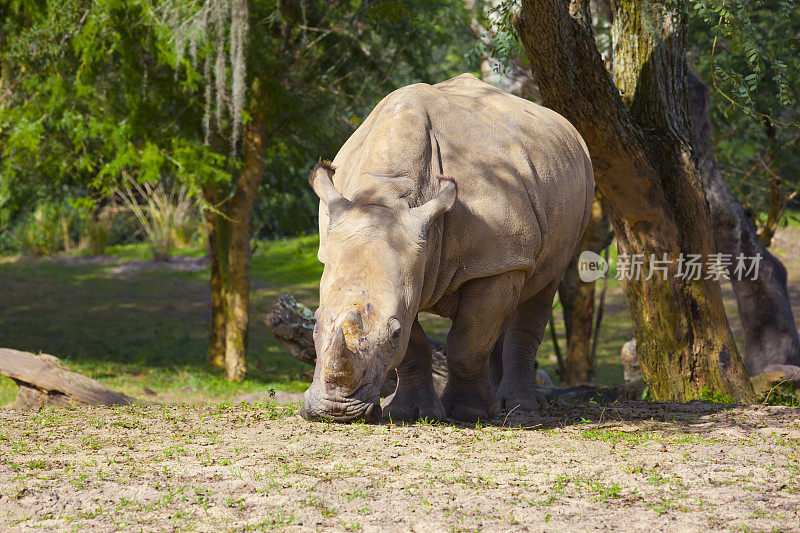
<box><xmin>1</xmin><ymin>400</ymin><xmax>798</xmax><ymax>532</ymax></box>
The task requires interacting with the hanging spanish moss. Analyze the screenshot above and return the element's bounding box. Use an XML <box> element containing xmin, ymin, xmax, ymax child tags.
<box><xmin>158</xmin><ymin>0</ymin><xmax>249</xmax><ymax>152</ymax></box>
<box><xmin>228</xmin><ymin>0</ymin><xmax>248</xmax><ymax>150</ymax></box>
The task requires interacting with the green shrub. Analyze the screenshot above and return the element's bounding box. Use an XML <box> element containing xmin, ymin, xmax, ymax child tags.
<box><xmin>107</xmin><ymin>210</ymin><xmax>144</xmax><ymax>246</ymax></box>
<box><xmin>761</xmin><ymin>382</ymin><xmax>800</xmax><ymax>407</ymax></box>
<box><xmin>11</xmin><ymin>202</ymin><xmax>75</xmax><ymax>256</ymax></box>
<box><xmin>698</xmin><ymin>387</ymin><xmax>736</xmax><ymax>404</ymax></box>
<box><xmin>174</xmin><ymin>212</ymin><xmax>205</xmax><ymax>249</ymax></box>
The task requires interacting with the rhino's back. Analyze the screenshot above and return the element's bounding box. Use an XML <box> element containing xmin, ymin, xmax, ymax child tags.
<box><xmin>325</xmin><ymin>74</ymin><xmax>594</xmax><ymax>310</ymax></box>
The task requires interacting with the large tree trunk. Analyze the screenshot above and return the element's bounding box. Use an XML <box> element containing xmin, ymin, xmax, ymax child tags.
<box><xmin>688</xmin><ymin>72</ymin><xmax>800</xmax><ymax>376</ymax></box>
<box><xmin>559</xmin><ymin>192</ymin><xmax>611</xmax><ymax>385</ymax></box>
<box><xmin>515</xmin><ymin>0</ymin><xmax>755</xmax><ymax>402</ymax></box>
<box><xmin>223</xmin><ymin>90</ymin><xmax>268</xmax><ymax>382</ymax></box>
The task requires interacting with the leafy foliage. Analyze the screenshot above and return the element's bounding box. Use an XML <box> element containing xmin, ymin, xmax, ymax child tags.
<box><xmin>760</xmin><ymin>381</ymin><xmax>800</xmax><ymax>407</ymax></box>
<box><xmin>0</xmin><ymin>0</ymin><xmax>215</xmax><ymax>245</ymax></box>
<box><xmin>0</xmin><ymin>0</ymin><xmax>474</xmax><ymax>244</ymax></box>
<box><xmin>11</xmin><ymin>201</ymin><xmax>73</xmax><ymax>255</ymax></box>
<box><xmin>465</xmin><ymin>0</ymin><xmax>523</xmax><ymax>78</ymax></box>
<box><xmin>690</xmin><ymin>0</ymin><xmax>797</xmax><ymax>118</ymax></box>
<box><xmin>473</xmin><ymin>0</ymin><xmax>798</xmax><ymax>224</ymax></box>
<box><xmin>688</xmin><ymin>1</ymin><xmax>800</xmax><ymax>223</ymax></box>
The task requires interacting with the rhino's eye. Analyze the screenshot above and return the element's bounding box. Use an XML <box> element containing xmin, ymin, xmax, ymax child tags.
<box><xmin>389</xmin><ymin>318</ymin><xmax>402</xmax><ymax>348</ymax></box>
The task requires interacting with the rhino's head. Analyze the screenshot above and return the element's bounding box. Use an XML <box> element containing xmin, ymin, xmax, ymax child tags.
<box><xmin>299</xmin><ymin>161</ymin><xmax>456</xmax><ymax>422</ymax></box>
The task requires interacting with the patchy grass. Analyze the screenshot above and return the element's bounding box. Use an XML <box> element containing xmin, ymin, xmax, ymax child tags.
<box><xmin>0</xmin><ymin>233</ymin><xmax>638</xmax><ymax>405</ymax></box>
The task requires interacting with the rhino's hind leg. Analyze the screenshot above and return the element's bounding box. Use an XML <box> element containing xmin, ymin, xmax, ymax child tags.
<box><xmin>381</xmin><ymin>317</ymin><xmax>445</xmax><ymax>422</ymax></box>
<box><xmin>494</xmin><ymin>279</ymin><xmax>559</xmax><ymax>413</ymax></box>
<box><xmin>441</xmin><ymin>273</ymin><xmax>524</xmax><ymax>423</ymax></box>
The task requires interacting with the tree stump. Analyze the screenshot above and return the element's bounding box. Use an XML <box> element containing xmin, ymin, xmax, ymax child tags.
<box><xmin>0</xmin><ymin>348</ymin><xmax>137</xmax><ymax>409</ymax></box>
<box><xmin>620</xmin><ymin>339</ymin><xmax>642</xmax><ymax>384</ymax></box>
<box><xmin>262</xmin><ymin>294</ymin><xmax>448</xmax><ymax>396</ymax></box>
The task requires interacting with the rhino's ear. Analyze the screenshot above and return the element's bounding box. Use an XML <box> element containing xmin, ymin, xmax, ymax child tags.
<box><xmin>411</xmin><ymin>176</ymin><xmax>456</xmax><ymax>230</ymax></box>
<box><xmin>310</xmin><ymin>159</ymin><xmax>351</xmax><ymax>214</ymax></box>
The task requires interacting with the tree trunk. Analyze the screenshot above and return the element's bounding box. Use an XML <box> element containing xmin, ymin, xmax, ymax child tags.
<box><xmin>201</xmin><ymin>81</ymin><xmax>269</xmax><ymax>382</ymax></box>
<box><xmin>515</xmin><ymin>0</ymin><xmax>756</xmax><ymax>402</ymax></box>
<box><xmin>559</xmin><ymin>192</ymin><xmax>611</xmax><ymax>385</ymax></box>
<box><xmin>204</xmin><ymin>195</ymin><xmax>228</xmax><ymax>370</ymax></box>
<box><xmin>758</xmin><ymin>119</ymin><xmax>784</xmax><ymax>247</ymax></box>
<box><xmin>688</xmin><ymin>72</ymin><xmax>800</xmax><ymax>376</ymax></box>
<box><xmin>0</xmin><ymin>60</ymin><xmax>13</xmax><ymax>106</ymax></box>
<box><xmin>222</xmin><ymin>90</ymin><xmax>268</xmax><ymax>382</ymax></box>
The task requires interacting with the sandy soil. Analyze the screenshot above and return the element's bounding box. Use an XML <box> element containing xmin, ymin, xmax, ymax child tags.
<box><xmin>1</xmin><ymin>400</ymin><xmax>798</xmax><ymax>532</ymax></box>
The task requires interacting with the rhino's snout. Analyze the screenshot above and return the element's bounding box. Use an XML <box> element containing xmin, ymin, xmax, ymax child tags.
<box><xmin>299</xmin><ymin>384</ymin><xmax>382</xmax><ymax>423</ymax></box>
<box><xmin>319</xmin><ymin>309</ymin><xmax>377</xmax><ymax>393</ymax></box>
<box><xmin>304</xmin><ymin>308</ymin><xmax>388</xmax><ymax>423</ymax></box>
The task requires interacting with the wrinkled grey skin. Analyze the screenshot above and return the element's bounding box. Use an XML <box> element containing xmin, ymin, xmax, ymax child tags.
<box><xmin>300</xmin><ymin>74</ymin><xmax>594</xmax><ymax>423</ymax></box>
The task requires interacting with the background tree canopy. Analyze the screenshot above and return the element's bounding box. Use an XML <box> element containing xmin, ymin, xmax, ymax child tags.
<box><xmin>0</xmin><ymin>0</ymin><xmax>475</xmax><ymax>243</ymax></box>
<box><xmin>2</xmin><ymin>0</ymin><xmax>797</xmax><ymax>246</ymax></box>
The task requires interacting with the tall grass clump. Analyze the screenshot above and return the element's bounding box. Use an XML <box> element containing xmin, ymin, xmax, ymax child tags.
<box><xmin>80</xmin><ymin>206</ymin><xmax>114</xmax><ymax>256</ymax></box>
<box><xmin>117</xmin><ymin>176</ymin><xmax>199</xmax><ymax>261</ymax></box>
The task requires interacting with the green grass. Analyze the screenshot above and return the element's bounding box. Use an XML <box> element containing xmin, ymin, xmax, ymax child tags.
<box><xmin>0</xmin><ymin>236</ymin><xmax>324</xmax><ymax>405</ymax></box>
<box><xmin>0</xmin><ymin>234</ymin><xmax>640</xmax><ymax>405</ymax></box>
<box><xmin>2</xmin><ymin>226</ymin><xmax>771</xmax><ymax>404</ymax></box>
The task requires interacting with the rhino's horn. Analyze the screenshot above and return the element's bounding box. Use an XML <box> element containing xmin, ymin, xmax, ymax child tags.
<box><xmin>342</xmin><ymin>310</ymin><xmax>363</xmax><ymax>330</ymax></box>
<box><xmin>322</xmin><ymin>327</ymin><xmax>361</xmax><ymax>388</ymax></box>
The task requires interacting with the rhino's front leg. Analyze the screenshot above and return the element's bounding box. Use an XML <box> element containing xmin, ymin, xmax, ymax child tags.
<box><xmin>381</xmin><ymin>317</ymin><xmax>445</xmax><ymax>422</ymax></box>
<box><xmin>441</xmin><ymin>273</ymin><xmax>524</xmax><ymax>423</ymax></box>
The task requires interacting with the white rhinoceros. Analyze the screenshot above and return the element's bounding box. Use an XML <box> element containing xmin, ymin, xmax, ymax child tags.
<box><xmin>300</xmin><ymin>73</ymin><xmax>594</xmax><ymax>423</ymax></box>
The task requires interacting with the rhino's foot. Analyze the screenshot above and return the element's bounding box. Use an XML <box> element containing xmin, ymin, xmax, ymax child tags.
<box><xmin>441</xmin><ymin>381</ymin><xmax>496</xmax><ymax>423</ymax></box>
<box><xmin>494</xmin><ymin>380</ymin><xmax>549</xmax><ymax>413</ymax></box>
<box><xmin>381</xmin><ymin>387</ymin><xmax>445</xmax><ymax>423</ymax></box>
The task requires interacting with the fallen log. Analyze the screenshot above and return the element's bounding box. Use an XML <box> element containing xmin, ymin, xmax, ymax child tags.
<box><xmin>263</xmin><ymin>294</ymin><xmax>644</xmax><ymax>403</ymax></box>
<box><xmin>750</xmin><ymin>364</ymin><xmax>800</xmax><ymax>400</ymax></box>
<box><xmin>0</xmin><ymin>348</ymin><xmax>137</xmax><ymax>409</ymax></box>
